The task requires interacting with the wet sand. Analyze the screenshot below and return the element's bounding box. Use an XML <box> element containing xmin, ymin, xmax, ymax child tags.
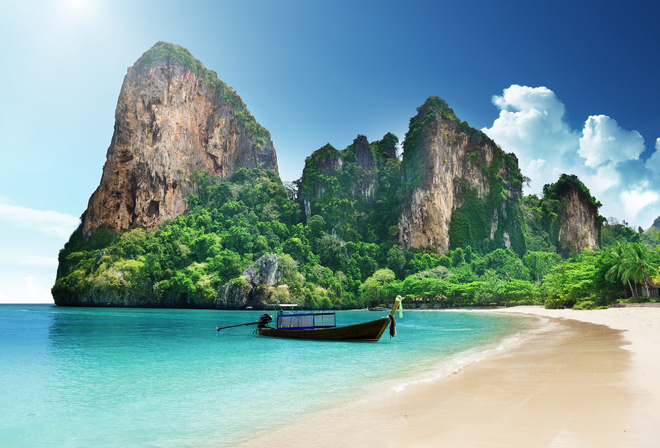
<box><xmin>237</xmin><ymin>306</ymin><xmax>660</xmax><ymax>447</ymax></box>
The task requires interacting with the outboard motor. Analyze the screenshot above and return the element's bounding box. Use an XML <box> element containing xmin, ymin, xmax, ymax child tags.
<box><xmin>257</xmin><ymin>313</ymin><xmax>273</xmax><ymax>328</ymax></box>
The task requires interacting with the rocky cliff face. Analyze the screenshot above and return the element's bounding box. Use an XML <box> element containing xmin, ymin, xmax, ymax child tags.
<box><xmin>298</xmin><ymin>135</ymin><xmax>379</xmax><ymax>235</ymax></box>
<box><xmin>557</xmin><ymin>187</ymin><xmax>600</xmax><ymax>254</ymax></box>
<box><xmin>216</xmin><ymin>254</ymin><xmax>285</xmax><ymax>309</ymax></box>
<box><xmin>548</xmin><ymin>174</ymin><xmax>601</xmax><ymax>256</ymax></box>
<box><xmin>81</xmin><ymin>42</ymin><xmax>278</xmax><ymax>239</ymax></box>
<box><xmin>651</xmin><ymin>216</ymin><xmax>660</xmax><ymax>230</ymax></box>
<box><xmin>354</xmin><ymin>134</ymin><xmax>375</xmax><ymax>169</ymax></box>
<box><xmin>398</xmin><ymin>97</ymin><xmax>525</xmax><ymax>254</ymax></box>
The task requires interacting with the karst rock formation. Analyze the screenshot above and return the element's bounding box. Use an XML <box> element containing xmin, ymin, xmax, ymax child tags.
<box><xmin>81</xmin><ymin>42</ymin><xmax>278</xmax><ymax>239</ymax></box>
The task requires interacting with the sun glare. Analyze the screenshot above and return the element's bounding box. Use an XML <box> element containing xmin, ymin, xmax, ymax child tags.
<box><xmin>63</xmin><ymin>0</ymin><xmax>95</xmax><ymax>21</ymax></box>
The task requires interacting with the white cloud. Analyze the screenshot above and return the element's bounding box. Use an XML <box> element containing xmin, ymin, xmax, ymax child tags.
<box><xmin>648</xmin><ymin>138</ymin><xmax>660</xmax><ymax>176</ymax></box>
<box><xmin>24</xmin><ymin>275</ymin><xmax>53</xmax><ymax>303</ymax></box>
<box><xmin>0</xmin><ymin>265</ymin><xmax>58</xmax><ymax>304</ymax></box>
<box><xmin>615</xmin><ymin>185</ymin><xmax>660</xmax><ymax>230</ymax></box>
<box><xmin>483</xmin><ymin>85</ymin><xmax>579</xmax><ymax>194</ymax></box>
<box><xmin>483</xmin><ymin>84</ymin><xmax>660</xmax><ymax>228</ymax></box>
<box><xmin>620</xmin><ymin>189</ymin><xmax>659</xmax><ymax>220</ymax></box>
<box><xmin>0</xmin><ymin>203</ymin><xmax>79</xmax><ymax>239</ymax></box>
<box><xmin>581</xmin><ymin>164</ymin><xmax>621</xmax><ymax>198</ymax></box>
<box><xmin>24</xmin><ymin>256</ymin><xmax>60</xmax><ymax>266</ymax></box>
<box><xmin>578</xmin><ymin>115</ymin><xmax>644</xmax><ymax>167</ymax></box>
<box><xmin>0</xmin><ymin>202</ymin><xmax>75</xmax><ymax>303</ymax></box>
<box><xmin>491</xmin><ymin>85</ymin><xmax>569</xmax><ymax>134</ymax></box>
<box><xmin>0</xmin><ymin>253</ymin><xmax>60</xmax><ymax>267</ymax></box>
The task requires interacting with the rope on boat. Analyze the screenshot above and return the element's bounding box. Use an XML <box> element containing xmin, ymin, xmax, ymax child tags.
<box><xmin>388</xmin><ymin>314</ymin><xmax>396</xmax><ymax>338</ymax></box>
<box><xmin>388</xmin><ymin>295</ymin><xmax>404</xmax><ymax>338</ymax></box>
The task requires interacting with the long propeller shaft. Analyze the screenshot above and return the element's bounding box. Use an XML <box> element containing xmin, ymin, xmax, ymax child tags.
<box><xmin>216</xmin><ymin>321</ymin><xmax>259</xmax><ymax>332</ymax></box>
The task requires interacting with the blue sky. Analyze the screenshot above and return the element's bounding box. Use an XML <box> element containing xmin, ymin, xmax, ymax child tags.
<box><xmin>1</xmin><ymin>0</ymin><xmax>659</xmax><ymax>303</ymax></box>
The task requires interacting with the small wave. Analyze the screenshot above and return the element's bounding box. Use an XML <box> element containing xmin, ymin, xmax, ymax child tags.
<box><xmin>389</xmin><ymin>326</ymin><xmax>537</xmax><ymax>393</ymax></box>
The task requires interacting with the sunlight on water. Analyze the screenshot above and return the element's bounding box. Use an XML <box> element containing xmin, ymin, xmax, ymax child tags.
<box><xmin>0</xmin><ymin>305</ymin><xmax>536</xmax><ymax>447</ymax></box>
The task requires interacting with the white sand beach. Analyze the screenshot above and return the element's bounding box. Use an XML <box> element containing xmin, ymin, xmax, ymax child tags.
<box><xmin>238</xmin><ymin>306</ymin><xmax>660</xmax><ymax>447</ymax></box>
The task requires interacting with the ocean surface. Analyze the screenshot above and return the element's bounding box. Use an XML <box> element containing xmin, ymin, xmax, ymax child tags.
<box><xmin>0</xmin><ymin>304</ymin><xmax>537</xmax><ymax>447</ymax></box>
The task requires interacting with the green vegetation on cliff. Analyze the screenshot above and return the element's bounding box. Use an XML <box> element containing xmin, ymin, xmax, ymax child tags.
<box><xmin>401</xmin><ymin>98</ymin><xmax>499</xmax><ymax>191</ymax></box>
<box><xmin>299</xmin><ymin>134</ymin><xmax>402</xmax><ymax>244</ymax></box>
<box><xmin>54</xmin><ymin>166</ymin><xmax>658</xmax><ymax>310</ymax></box>
<box><xmin>399</xmin><ymin>97</ymin><xmax>526</xmax><ymax>256</ymax></box>
<box><xmin>448</xmin><ymin>150</ymin><xmax>526</xmax><ymax>256</ymax></box>
<box><xmin>54</xmin><ymin>92</ymin><xmax>660</xmax><ymax>310</ymax></box>
<box><xmin>55</xmin><ymin>169</ymin><xmax>293</xmax><ymax>307</ymax></box>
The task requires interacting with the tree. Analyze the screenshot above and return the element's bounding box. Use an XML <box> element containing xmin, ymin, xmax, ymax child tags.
<box><xmin>523</xmin><ymin>251</ymin><xmax>560</xmax><ymax>286</ymax></box>
<box><xmin>541</xmin><ymin>254</ymin><xmax>599</xmax><ymax>307</ymax></box>
<box><xmin>606</xmin><ymin>243</ymin><xmax>659</xmax><ymax>298</ymax></box>
<box><xmin>316</xmin><ymin>234</ymin><xmax>344</xmax><ymax>270</ymax></box>
<box><xmin>398</xmin><ymin>275</ymin><xmax>451</xmax><ymax>304</ymax></box>
<box><xmin>622</xmin><ymin>243</ymin><xmax>659</xmax><ymax>297</ymax></box>
<box><xmin>307</xmin><ymin>215</ymin><xmax>326</xmax><ymax>238</ymax></box>
<box><xmin>450</xmin><ymin>248</ymin><xmax>465</xmax><ymax>267</ymax></box>
<box><xmin>601</xmin><ymin>219</ymin><xmax>641</xmax><ymax>247</ymax></box>
<box><xmin>606</xmin><ymin>243</ymin><xmax>635</xmax><ymax>296</ymax></box>
<box><xmin>225</xmin><ymin>225</ymin><xmax>254</xmax><ymax>254</ymax></box>
<box><xmin>282</xmin><ymin>237</ymin><xmax>306</xmax><ymax>262</ymax></box>
<box><xmin>386</xmin><ymin>245</ymin><xmax>407</xmax><ymax>279</ymax></box>
<box><xmin>360</xmin><ymin>269</ymin><xmax>396</xmax><ymax>306</ymax></box>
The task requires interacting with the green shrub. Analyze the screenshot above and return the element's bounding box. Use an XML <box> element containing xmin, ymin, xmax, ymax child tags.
<box><xmin>573</xmin><ymin>301</ymin><xmax>591</xmax><ymax>310</ymax></box>
<box><xmin>573</xmin><ymin>300</ymin><xmax>609</xmax><ymax>310</ymax></box>
<box><xmin>544</xmin><ymin>298</ymin><xmax>564</xmax><ymax>309</ymax></box>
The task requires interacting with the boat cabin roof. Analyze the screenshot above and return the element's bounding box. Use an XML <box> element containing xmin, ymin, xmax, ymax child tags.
<box><xmin>263</xmin><ymin>303</ymin><xmax>306</xmax><ymax>314</ymax></box>
<box><xmin>276</xmin><ymin>311</ymin><xmax>337</xmax><ymax>329</ymax></box>
<box><xmin>263</xmin><ymin>303</ymin><xmax>300</xmax><ymax>309</ymax></box>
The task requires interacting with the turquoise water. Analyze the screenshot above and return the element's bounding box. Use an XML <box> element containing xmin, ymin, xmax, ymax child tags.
<box><xmin>0</xmin><ymin>304</ymin><xmax>535</xmax><ymax>447</ymax></box>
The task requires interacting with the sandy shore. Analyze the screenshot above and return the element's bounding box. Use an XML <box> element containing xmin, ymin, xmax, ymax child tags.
<box><xmin>237</xmin><ymin>306</ymin><xmax>660</xmax><ymax>448</ymax></box>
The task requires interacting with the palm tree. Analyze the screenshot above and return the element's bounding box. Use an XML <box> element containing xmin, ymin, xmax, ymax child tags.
<box><xmin>607</xmin><ymin>243</ymin><xmax>660</xmax><ymax>298</ymax></box>
<box><xmin>606</xmin><ymin>243</ymin><xmax>635</xmax><ymax>297</ymax></box>
<box><xmin>624</xmin><ymin>243</ymin><xmax>660</xmax><ymax>297</ymax></box>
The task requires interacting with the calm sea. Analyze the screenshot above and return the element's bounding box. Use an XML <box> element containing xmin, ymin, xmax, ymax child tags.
<box><xmin>0</xmin><ymin>304</ymin><xmax>536</xmax><ymax>447</ymax></box>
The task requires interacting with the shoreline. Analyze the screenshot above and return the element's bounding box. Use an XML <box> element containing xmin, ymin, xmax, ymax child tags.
<box><xmin>491</xmin><ymin>306</ymin><xmax>660</xmax><ymax>446</ymax></box>
<box><xmin>237</xmin><ymin>306</ymin><xmax>660</xmax><ymax>447</ymax></box>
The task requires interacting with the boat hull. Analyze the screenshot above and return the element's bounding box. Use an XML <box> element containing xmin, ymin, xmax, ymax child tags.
<box><xmin>257</xmin><ymin>317</ymin><xmax>390</xmax><ymax>341</ymax></box>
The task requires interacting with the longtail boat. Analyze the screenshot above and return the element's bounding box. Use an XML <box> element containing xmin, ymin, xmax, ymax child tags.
<box><xmin>259</xmin><ymin>297</ymin><xmax>402</xmax><ymax>341</ymax></box>
<box><xmin>216</xmin><ymin>296</ymin><xmax>403</xmax><ymax>341</ymax></box>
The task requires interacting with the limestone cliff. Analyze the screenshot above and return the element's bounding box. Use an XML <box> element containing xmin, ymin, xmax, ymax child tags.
<box><xmin>298</xmin><ymin>135</ymin><xmax>382</xmax><ymax>239</ymax></box>
<box><xmin>398</xmin><ymin>97</ymin><xmax>526</xmax><ymax>255</ymax></box>
<box><xmin>81</xmin><ymin>42</ymin><xmax>278</xmax><ymax>239</ymax></box>
<box><xmin>542</xmin><ymin>174</ymin><xmax>602</xmax><ymax>256</ymax></box>
<box><xmin>652</xmin><ymin>216</ymin><xmax>660</xmax><ymax>230</ymax></box>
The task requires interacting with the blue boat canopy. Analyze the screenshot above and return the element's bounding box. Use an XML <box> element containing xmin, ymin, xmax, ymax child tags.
<box><xmin>276</xmin><ymin>312</ymin><xmax>336</xmax><ymax>330</ymax></box>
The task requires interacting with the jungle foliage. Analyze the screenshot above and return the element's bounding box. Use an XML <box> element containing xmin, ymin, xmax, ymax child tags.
<box><xmin>299</xmin><ymin>134</ymin><xmax>403</xmax><ymax>244</ymax></box>
<box><xmin>52</xmin><ymin>86</ymin><xmax>660</xmax><ymax>310</ymax></box>
<box><xmin>53</xmin><ymin>164</ymin><xmax>659</xmax><ymax>310</ymax></box>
